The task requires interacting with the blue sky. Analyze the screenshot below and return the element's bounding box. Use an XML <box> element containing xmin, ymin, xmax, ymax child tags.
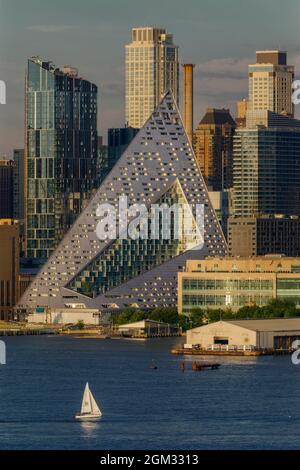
<box><xmin>0</xmin><ymin>0</ymin><xmax>299</xmax><ymax>154</ymax></box>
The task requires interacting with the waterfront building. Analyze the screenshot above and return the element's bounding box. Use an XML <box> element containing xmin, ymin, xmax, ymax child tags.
<box><xmin>178</xmin><ymin>256</ymin><xmax>300</xmax><ymax>314</ymax></box>
<box><xmin>117</xmin><ymin>319</ymin><xmax>181</xmax><ymax>338</ymax></box>
<box><xmin>27</xmin><ymin>306</ymin><xmax>100</xmax><ymax>325</ymax></box>
<box><xmin>248</xmin><ymin>50</ymin><xmax>294</xmax><ymax>117</ymax></box>
<box><xmin>194</xmin><ymin>108</ymin><xmax>236</xmax><ymax>191</ymax></box>
<box><xmin>18</xmin><ymin>93</ymin><xmax>227</xmax><ymax>315</ymax></box>
<box><xmin>0</xmin><ymin>159</ymin><xmax>14</xmax><ymax>219</ymax></box>
<box><xmin>186</xmin><ymin>318</ymin><xmax>300</xmax><ymax>351</ymax></box>
<box><xmin>25</xmin><ymin>57</ymin><xmax>98</xmax><ymax>260</ymax></box>
<box><xmin>125</xmin><ymin>27</ymin><xmax>179</xmax><ymax>128</ymax></box>
<box><xmin>228</xmin><ymin>216</ymin><xmax>300</xmax><ymax>257</ymax></box>
<box><xmin>0</xmin><ymin>219</ymin><xmax>20</xmax><ymax>320</ymax></box>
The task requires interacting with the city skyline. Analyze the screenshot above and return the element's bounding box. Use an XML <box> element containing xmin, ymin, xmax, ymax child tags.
<box><xmin>1</xmin><ymin>0</ymin><xmax>300</xmax><ymax>155</ymax></box>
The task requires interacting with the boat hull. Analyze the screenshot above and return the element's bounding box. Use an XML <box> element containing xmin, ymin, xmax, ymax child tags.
<box><xmin>75</xmin><ymin>414</ymin><xmax>102</xmax><ymax>421</ymax></box>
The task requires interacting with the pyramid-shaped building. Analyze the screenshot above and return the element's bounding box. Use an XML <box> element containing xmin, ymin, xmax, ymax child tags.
<box><xmin>18</xmin><ymin>93</ymin><xmax>227</xmax><ymax>314</ymax></box>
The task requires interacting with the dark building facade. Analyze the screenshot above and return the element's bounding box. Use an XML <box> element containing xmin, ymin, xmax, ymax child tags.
<box><xmin>0</xmin><ymin>219</ymin><xmax>20</xmax><ymax>320</ymax></box>
<box><xmin>0</xmin><ymin>159</ymin><xmax>14</xmax><ymax>219</ymax></box>
<box><xmin>26</xmin><ymin>58</ymin><xmax>98</xmax><ymax>259</ymax></box>
<box><xmin>107</xmin><ymin>127</ymin><xmax>139</xmax><ymax>172</ymax></box>
<box><xmin>13</xmin><ymin>149</ymin><xmax>25</xmax><ymax>221</ymax></box>
<box><xmin>232</xmin><ymin>118</ymin><xmax>300</xmax><ymax>218</ymax></box>
<box><xmin>228</xmin><ymin>216</ymin><xmax>300</xmax><ymax>257</ymax></box>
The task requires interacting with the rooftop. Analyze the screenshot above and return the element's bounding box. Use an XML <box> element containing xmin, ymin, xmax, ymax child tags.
<box><xmin>227</xmin><ymin>318</ymin><xmax>300</xmax><ymax>332</ymax></box>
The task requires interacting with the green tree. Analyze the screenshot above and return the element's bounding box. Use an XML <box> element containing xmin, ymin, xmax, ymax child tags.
<box><xmin>76</xmin><ymin>320</ymin><xmax>85</xmax><ymax>330</ymax></box>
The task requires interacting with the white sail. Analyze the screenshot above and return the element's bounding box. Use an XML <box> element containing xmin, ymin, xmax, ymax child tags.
<box><xmin>90</xmin><ymin>390</ymin><xmax>101</xmax><ymax>416</ymax></box>
<box><xmin>81</xmin><ymin>382</ymin><xmax>92</xmax><ymax>414</ymax></box>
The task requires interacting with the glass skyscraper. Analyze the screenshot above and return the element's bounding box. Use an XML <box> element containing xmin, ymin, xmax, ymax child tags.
<box><xmin>232</xmin><ymin>112</ymin><xmax>300</xmax><ymax>217</ymax></box>
<box><xmin>25</xmin><ymin>58</ymin><xmax>98</xmax><ymax>260</ymax></box>
<box><xmin>125</xmin><ymin>27</ymin><xmax>179</xmax><ymax>128</ymax></box>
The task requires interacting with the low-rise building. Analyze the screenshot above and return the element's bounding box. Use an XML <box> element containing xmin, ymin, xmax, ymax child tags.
<box><xmin>178</xmin><ymin>256</ymin><xmax>300</xmax><ymax>315</ymax></box>
<box><xmin>117</xmin><ymin>319</ymin><xmax>181</xmax><ymax>338</ymax></box>
<box><xmin>186</xmin><ymin>318</ymin><xmax>300</xmax><ymax>351</ymax></box>
<box><xmin>27</xmin><ymin>305</ymin><xmax>101</xmax><ymax>325</ymax></box>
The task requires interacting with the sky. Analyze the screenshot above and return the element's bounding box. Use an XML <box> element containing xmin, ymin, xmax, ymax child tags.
<box><xmin>0</xmin><ymin>0</ymin><xmax>300</xmax><ymax>155</ymax></box>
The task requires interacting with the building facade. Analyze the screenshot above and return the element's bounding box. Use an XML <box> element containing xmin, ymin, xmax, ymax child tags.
<box><xmin>25</xmin><ymin>57</ymin><xmax>98</xmax><ymax>260</ymax></box>
<box><xmin>178</xmin><ymin>257</ymin><xmax>300</xmax><ymax>314</ymax></box>
<box><xmin>0</xmin><ymin>159</ymin><xmax>14</xmax><ymax>219</ymax></box>
<box><xmin>236</xmin><ymin>99</ymin><xmax>248</xmax><ymax>128</ymax></box>
<box><xmin>194</xmin><ymin>108</ymin><xmax>236</xmax><ymax>191</ymax></box>
<box><xmin>107</xmin><ymin>127</ymin><xmax>139</xmax><ymax>172</ymax></box>
<box><xmin>125</xmin><ymin>27</ymin><xmax>179</xmax><ymax>128</ymax></box>
<box><xmin>228</xmin><ymin>216</ymin><xmax>300</xmax><ymax>257</ymax></box>
<box><xmin>186</xmin><ymin>319</ymin><xmax>300</xmax><ymax>351</ymax></box>
<box><xmin>248</xmin><ymin>50</ymin><xmax>294</xmax><ymax>117</ymax></box>
<box><xmin>13</xmin><ymin>149</ymin><xmax>25</xmax><ymax>221</ymax></box>
<box><xmin>232</xmin><ymin>114</ymin><xmax>300</xmax><ymax>218</ymax></box>
<box><xmin>18</xmin><ymin>93</ymin><xmax>227</xmax><ymax>316</ymax></box>
<box><xmin>0</xmin><ymin>220</ymin><xmax>20</xmax><ymax>320</ymax></box>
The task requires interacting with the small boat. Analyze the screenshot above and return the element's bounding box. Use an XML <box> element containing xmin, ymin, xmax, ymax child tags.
<box><xmin>192</xmin><ymin>361</ymin><xmax>221</xmax><ymax>371</ymax></box>
<box><xmin>75</xmin><ymin>382</ymin><xmax>102</xmax><ymax>421</ymax></box>
<box><xmin>150</xmin><ymin>360</ymin><xmax>158</xmax><ymax>370</ymax></box>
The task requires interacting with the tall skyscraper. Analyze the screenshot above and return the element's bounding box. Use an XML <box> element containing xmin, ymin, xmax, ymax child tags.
<box><xmin>125</xmin><ymin>27</ymin><xmax>179</xmax><ymax>128</ymax></box>
<box><xmin>232</xmin><ymin>111</ymin><xmax>300</xmax><ymax>218</ymax></box>
<box><xmin>0</xmin><ymin>159</ymin><xmax>14</xmax><ymax>219</ymax></box>
<box><xmin>194</xmin><ymin>108</ymin><xmax>236</xmax><ymax>191</ymax></box>
<box><xmin>13</xmin><ymin>149</ymin><xmax>25</xmax><ymax>221</ymax></box>
<box><xmin>248</xmin><ymin>50</ymin><xmax>294</xmax><ymax>117</ymax></box>
<box><xmin>0</xmin><ymin>219</ymin><xmax>20</xmax><ymax>320</ymax></box>
<box><xmin>18</xmin><ymin>93</ymin><xmax>227</xmax><ymax>315</ymax></box>
<box><xmin>25</xmin><ymin>58</ymin><xmax>98</xmax><ymax>260</ymax></box>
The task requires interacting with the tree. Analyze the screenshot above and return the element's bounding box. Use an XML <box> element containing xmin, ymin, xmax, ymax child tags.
<box><xmin>76</xmin><ymin>320</ymin><xmax>85</xmax><ymax>330</ymax></box>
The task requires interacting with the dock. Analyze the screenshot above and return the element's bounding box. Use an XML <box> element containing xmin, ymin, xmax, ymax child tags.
<box><xmin>172</xmin><ymin>347</ymin><xmax>270</xmax><ymax>356</ymax></box>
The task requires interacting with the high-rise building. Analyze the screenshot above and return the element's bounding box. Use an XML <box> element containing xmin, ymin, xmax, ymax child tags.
<box><xmin>232</xmin><ymin>112</ymin><xmax>300</xmax><ymax>218</ymax></box>
<box><xmin>236</xmin><ymin>99</ymin><xmax>248</xmax><ymax>127</ymax></box>
<box><xmin>194</xmin><ymin>108</ymin><xmax>236</xmax><ymax>191</ymax></box>
<box><xmin>125</xmin><ymin>27</ymin><xmax>179</xmax><ymax>128</ymax></box>
<box><xmin>0</xmin><ymin>159</ymin><xmax>14</xmax><ymax>219</ymax></box>
<box><xmin>25</xmin><ymin>58</ymin><xmax>98</xmax><ymax>260</ymax></box>
<box><xmin>228</xmin><ymin>216</ymin><xmax>300</xmax><ymax>257</ymax></box>
<box><xmin>13</xmin><ymin>149</ymin><xmax>25</xmax><ymax>221</ymax></box>
<box><xmin>248</xmin><ymin>50</ymin><xmax>294</xmax><ymax>117</ymax></box>
<box><xmin>0</xmin><ymin>219</ymin><xmax>20</xmax><ymax>320</ymax></box>
<box><xmin>18</xmin><ymin>93</ymin><xmax>227</xmax><ymax>315</ymax></box>
<box><xmin>108</xmin><ymin>127</ymin><xmax>139</xmax><ymax>171</ymax></box>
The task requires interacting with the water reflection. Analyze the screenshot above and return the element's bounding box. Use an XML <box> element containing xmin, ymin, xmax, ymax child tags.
<box><xmin>79</xmin><ymin>421</ymin><xmax>101</xmax><ymax>435</ymax></box>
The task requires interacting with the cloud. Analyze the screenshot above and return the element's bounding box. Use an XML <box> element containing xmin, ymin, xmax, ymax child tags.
<box><xmin>28</xmin><ymin>24</ymin><xmax>73</xmax><ymax>33</ymax></box>
<box><xmin>196</xmin><ymin>57</ymin><xmax>251</xmax><ymax>79</ymax></box>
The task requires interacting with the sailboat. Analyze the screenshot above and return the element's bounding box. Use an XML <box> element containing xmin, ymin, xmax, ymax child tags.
<box><xmin>75</xmin><ymin>382</ymin><xmax>102</xmax><ymax>421</ymax></box>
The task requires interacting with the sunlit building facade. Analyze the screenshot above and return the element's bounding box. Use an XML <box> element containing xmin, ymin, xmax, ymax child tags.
<box><xmin>125</xmin><ymin>27</ymin><xmax>179</xmax><ymax>128</ymax></box>
<box><xmin>248</xmin><ymin>50</ymin><xmax>294</xmax><ymax>117</ymax></box>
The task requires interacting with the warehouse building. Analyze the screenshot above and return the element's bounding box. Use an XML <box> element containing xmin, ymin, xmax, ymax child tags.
<box><xmin>117</xmin><ymin>320</ymin><xmax>181</xmax><ymax>338</ymax></box>
<box><xmin>186</xmin><ymin>318</ymin><xmax>300</xmax><ymax>351</ymax></box>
